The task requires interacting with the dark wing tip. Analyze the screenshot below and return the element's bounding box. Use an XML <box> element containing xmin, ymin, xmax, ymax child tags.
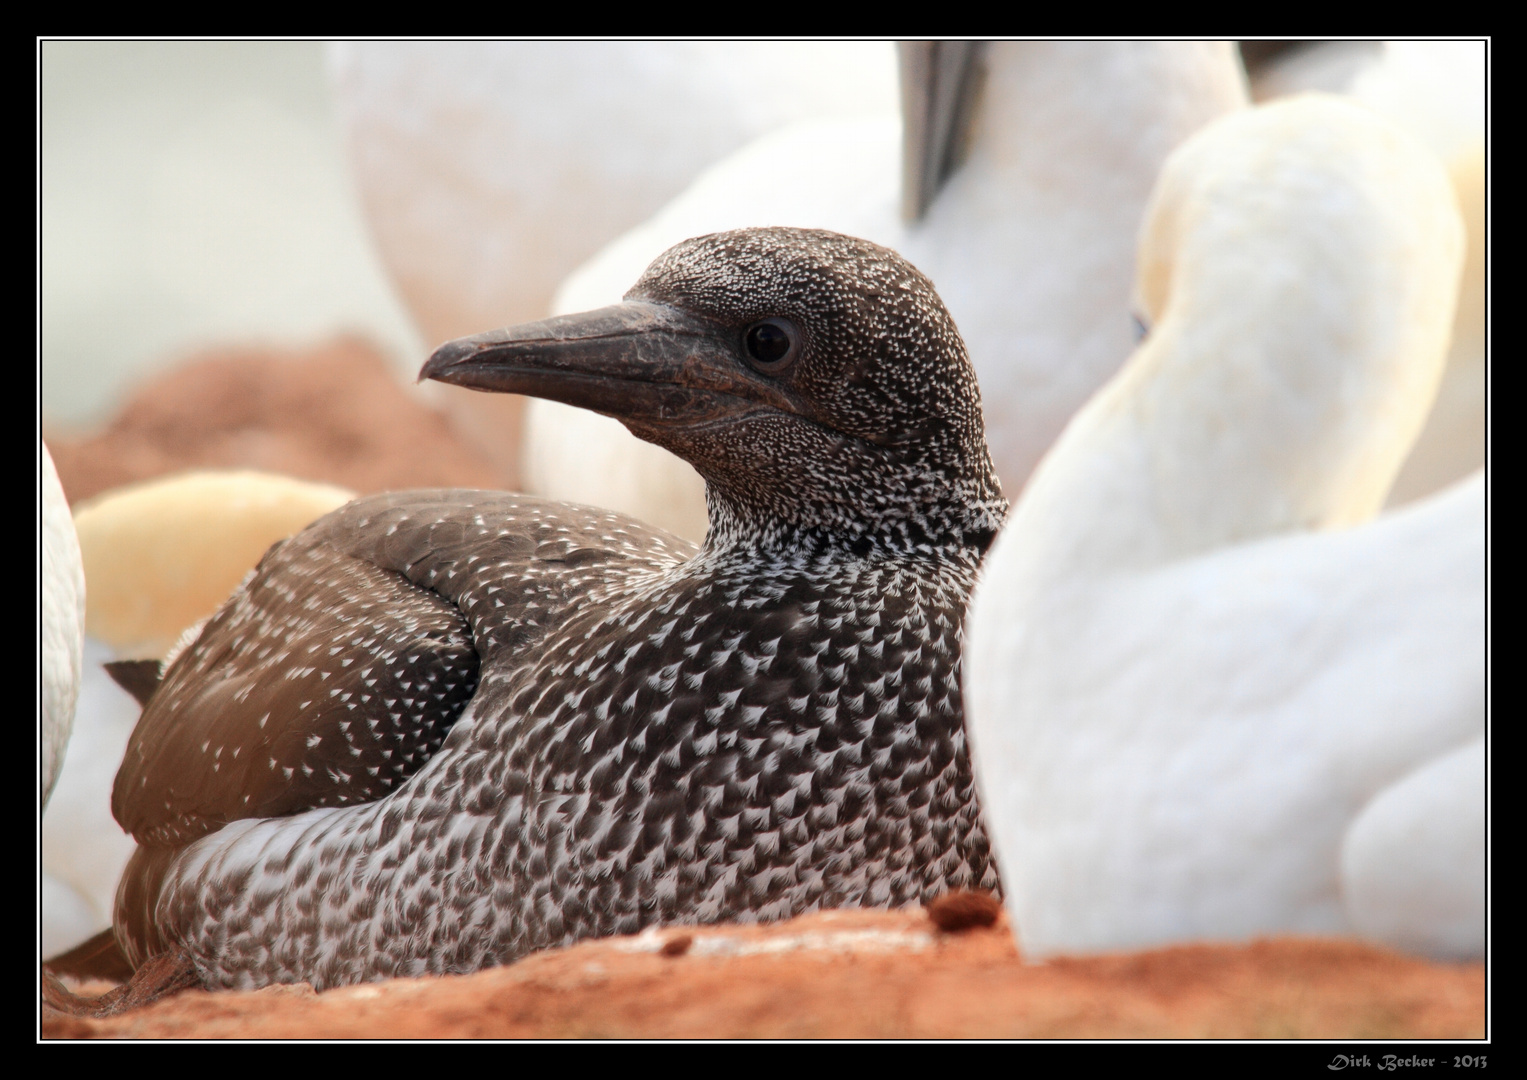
<box><xmin>104</xmin><ymin>659</ymin><xmax>164</xmax><ymax>708</ymax></box>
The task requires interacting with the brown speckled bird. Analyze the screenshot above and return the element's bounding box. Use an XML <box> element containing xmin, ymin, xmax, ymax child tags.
<box><xmin>111</xmin><ymin>228</ymin><xmax>1007</xmax><ymax>990</ymax></box>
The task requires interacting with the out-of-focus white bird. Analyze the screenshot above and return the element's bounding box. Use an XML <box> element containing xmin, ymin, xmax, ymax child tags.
<box><xmin>41</xmin><ymin>440</ymin><xmax>85</xmax><ymax>811</ymax></box>
<box><xmin>1388</xmin><ymin>141</ymin><xmax>1484</xmax><ymax>507</ymax></box>
<box><xmin>42</xmin><ymin>471</ymin><xmax>354</xmax><ymax>956</ymax></box>
<box><xmin>1340</xmin><ymin>735</ymin><xmax>1485</xmax><ymax>958</ymax></box>
<box><xmin>328</xmin><ymin>41</ymin><xmax>900</xmax><ymax>484</ymax></box>
<box><xmin>42</xmin><ymin>639</ymin><xmax>139</xmax><ymax>958</ymax></box>
<box><xmin>1248</xmin><ymin>40</ymin><xmax>1487</xmax><ymax>506</ymax></box>
<box><xmin>72</xmin><ymin>470</ymin><xmax>356</xmax><ymax>660</ymax></box>
<box><xmin>527</xmin><ymin>41</ymin><xmax>1248</xmax><ymax>542</ymax></box>
<box><xmin>963</xmin><ymin>96</ymin><xmax>1483</xmax><ymax>961</ymax></box>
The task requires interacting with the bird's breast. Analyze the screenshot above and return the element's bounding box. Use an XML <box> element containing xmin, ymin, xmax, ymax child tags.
<box><xmin>441</xmin><ymin>550</ymin><xmax>987</xmax><ymax>914</ymax></box>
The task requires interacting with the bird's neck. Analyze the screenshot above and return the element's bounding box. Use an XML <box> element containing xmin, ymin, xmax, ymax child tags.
<box><xmin>701</xmin><ymin>479</ymin><xmax>1005</xmax><ymax>566</ymax></box>
<box><xmin>1004</xmin><ymin>308</ymin><xmax>1452</xmax><ymax>588</ymax></box>
<box><xmin>1001</xmin><ymin>100</ymin><xmax>1465</xmax><ymax>587</ymax></box>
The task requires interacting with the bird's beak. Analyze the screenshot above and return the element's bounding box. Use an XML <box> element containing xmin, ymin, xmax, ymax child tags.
<box><xmin>420</xmin><ymin>301</ymin><xmax>796</xmax><ymax>428</ymax></box>
<box><xmin>899</xmin><ymin>41</ymin><xmax>982</xmax><ymax>222</ymax></box>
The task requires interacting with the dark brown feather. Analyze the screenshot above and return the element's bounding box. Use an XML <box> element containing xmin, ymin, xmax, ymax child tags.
<box><xmin>111</xmin><ymin>490</ymin><xmax>690</xmax><ymax>849</ymax></box>
<box><xmin>104</xmin><ymin>659</ymin><xmax>163</xmax><ymax>708</ymax></box>
<box><xmin>111</xmin><ymin>534</ymin><xmax>478</xmax><ymax>845</ymax></box>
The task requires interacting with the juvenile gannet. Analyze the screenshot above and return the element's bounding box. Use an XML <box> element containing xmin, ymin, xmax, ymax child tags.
<box><xmin>111</xmin><ymin>228</ymin><xmax>1007</xmax><ymax>989</ymax></box>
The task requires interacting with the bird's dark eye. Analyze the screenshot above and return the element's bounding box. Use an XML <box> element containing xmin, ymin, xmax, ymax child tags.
<box><xmin>1131</xmin><ymin>312</ymin><xmax>1151</xmax><ymax>342</ymax></box>
<box><xmin>744</xmin><ymin>318</ymin><xmax>799</xmax><ymax>373</ymax></box>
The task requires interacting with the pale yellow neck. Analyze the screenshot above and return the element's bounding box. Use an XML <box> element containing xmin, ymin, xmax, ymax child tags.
<box><xmin>1004</xmin><ymin>95</ymin><xmax>1463</xmax><ymax>581</ymax></box>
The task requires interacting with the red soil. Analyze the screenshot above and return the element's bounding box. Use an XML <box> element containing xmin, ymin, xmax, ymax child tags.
<box><xmin>45</xmin><ymin>337</ymin><xmax>504</xmax><ymax>505</ymax></box>
<box><xmin>42</xmin><ymin>909</ymin><xmax>1485</xmax><ymax>1040</ymax></box>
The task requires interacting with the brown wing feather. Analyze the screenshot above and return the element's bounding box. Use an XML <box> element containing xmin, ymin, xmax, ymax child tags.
<box><xmin>111</xmin><ymin>490</ymin><xmax>698</xmax><ymax>848</ymax></box>
<box><xmin>112</xmin><ymin>538</ymin><xmax>478</xmax><ymax>845</ymax></box>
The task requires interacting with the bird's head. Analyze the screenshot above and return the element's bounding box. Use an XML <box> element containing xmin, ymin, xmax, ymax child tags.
<box><xmin>422</xmin><ymin>227</ymin><xmax>1005</xmax><ymax>553</ymax></box>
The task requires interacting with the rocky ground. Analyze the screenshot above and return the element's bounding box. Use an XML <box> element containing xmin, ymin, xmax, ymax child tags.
<box><xmin>42</xmin><ymin>908</ymin><xmax>1485</xmax><ymax>1040</ymax></box>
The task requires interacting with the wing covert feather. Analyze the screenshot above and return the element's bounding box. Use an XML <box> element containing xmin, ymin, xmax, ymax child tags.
<box><xmin>112</xmin><ymin>491</ymin><xmax>697</xmax><ymax>845</ymax></box>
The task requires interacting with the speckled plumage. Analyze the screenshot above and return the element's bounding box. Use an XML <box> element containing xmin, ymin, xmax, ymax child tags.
<box><xmin>113</xmin><ymin>228</ymin><xmax>1007</xmax><ymax>989</ymax></box>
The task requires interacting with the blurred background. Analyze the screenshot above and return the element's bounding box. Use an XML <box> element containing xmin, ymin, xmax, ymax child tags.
<box><xmin>38</xmin><ymin>40</ymin><xmax>1485</xmax><ymax>508</ymax></box>
<box><xmin>40</xmin><ymin>41</ymin><xmax>423</xmax><ymax>431</ymax></box>
<box><xmin>39</xmin><ymin>41</ymin><xmax>489</xmax><ymax>505</ymax></box>
<box><xmin>38</xmin><ymin>40</ymin><xmax>908</xmax><ymax>503</ymax></box>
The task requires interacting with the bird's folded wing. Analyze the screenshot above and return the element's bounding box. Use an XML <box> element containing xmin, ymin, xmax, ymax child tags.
<box><xmin>112</xmin><ymin>490</ymin><xmax>697</xmax><ymax>846</ymax></box>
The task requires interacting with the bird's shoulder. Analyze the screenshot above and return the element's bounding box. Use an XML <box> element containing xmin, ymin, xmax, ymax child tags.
<box><xmin>307</xmin><ymin>490</ymin><xmax>698</xmax><ymax>645</ymax></box>
<box><xmin>111</xmin><ymin>489</ymin><xmax>699</xmax><ymax>846</ymax></box>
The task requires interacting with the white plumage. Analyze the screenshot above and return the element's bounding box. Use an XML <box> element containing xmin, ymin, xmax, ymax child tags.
<box><xmin>41</xmin><ymin>439</ymin><xmax>93</xmax><ymax>957</ymax></box>
<box><xmin>1250</xmin><ymin>40</ymin><xmax>1486</xmax><ymax>507</ymax></box>
<box><xmin>529</xmin><ymin>41</ymin><xmax>1249</xmax><ymax>540</ymax></box>
<box><xmin>963</xmin><ymin>95</ymin><xmax>1483</xmax><ymax>961</ymax></box>
<box><xmin>41</xmin><ymin>639</ymin><xmax>140</xmax><ymax>957</ymax></box>
<box><xmin>41</xmin><ymin>440</ymin><xmax>85</xmax><ymax>811</ymax></box>
<box><xmin>1341</xmin><ymin>735</ymin><xmax>1485</xmax><ymax>959</ymax></box>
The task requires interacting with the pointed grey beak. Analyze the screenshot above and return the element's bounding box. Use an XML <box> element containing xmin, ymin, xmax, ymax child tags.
<box><xmin>420</xmin><ymin>301</ymin><xmax>797</xmax><ymax>428</ymax></box>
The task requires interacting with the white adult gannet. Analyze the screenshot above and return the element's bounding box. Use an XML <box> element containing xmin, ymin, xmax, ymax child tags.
<box><xmin>527</xmin><ymin>41</ymin><xmax>1248</xmax><ymax>541</ymax></box>
<box><xmin>1249</xmin><ymin>40</ymin><xmax>1487</xmax><ymax>506</ymax></box>
<box><xmin>41</xmin><ymin>440</ymin><xmax>85</xmax><ymax>811</ymax></box>
<box><xmin>963</xmin><ymin>95</ymin><xmax>1483</xmax><ymax>961</ymax></box>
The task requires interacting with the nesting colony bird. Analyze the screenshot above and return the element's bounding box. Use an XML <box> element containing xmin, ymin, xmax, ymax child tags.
<box><xmin>110</xmin><ymin>228</ymin><xmax>1007</xmax><ymax>990</ymax></box>
<box><xmin>41</xmin><ymin>440</ymin><xmax>86</xmax><ymax>811</ymax></box>
<box><xmin>1248</xmin><ymin>40</ymin><xmax>1487</xmax><ymax>506</ymax></box>
<box><xmin>526</xmin><ymin>41</ymin><xmax>1247</xmax><ymax>540</ymax></box>
<box><xmin>963</xmin><ymin>96</ymin><xmax>1483</xmax><ymax>960</ymax></box>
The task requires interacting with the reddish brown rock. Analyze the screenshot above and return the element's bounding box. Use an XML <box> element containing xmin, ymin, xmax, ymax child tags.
<box><xmin>46</xmin><ymin>337</ymin><xmax>505</xmax><ymax>505</ymax></box>
<box><xmin>41</xmin><ymin>909</ymin><xmax>1485</xmax><ymax>1040</ymax></box>
<box><xmin>925</xmin><ymin>889</ymin><xmax>1003</xmax><ymax>932</ymax></box>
